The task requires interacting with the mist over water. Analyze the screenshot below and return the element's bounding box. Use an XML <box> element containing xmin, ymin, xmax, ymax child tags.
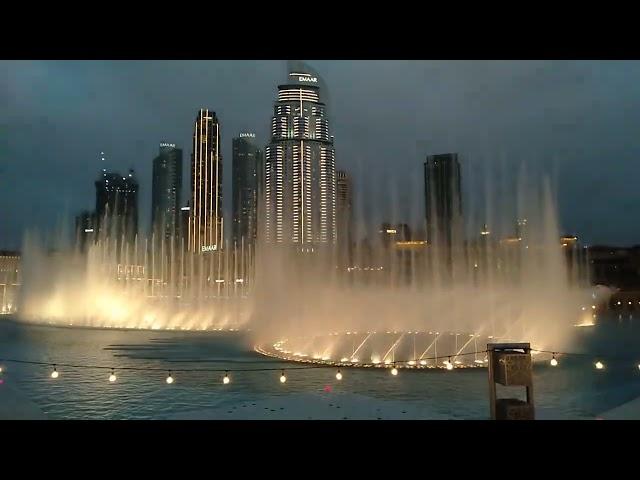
<box><xmin>14</xmin><ymin>163</ymin><xmax>605</xmax><ymax>362</ymax></box>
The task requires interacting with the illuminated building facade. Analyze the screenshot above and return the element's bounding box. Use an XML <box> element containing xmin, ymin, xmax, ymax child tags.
<box><xmin>75</xmin><ymin>210</ymin><xmax>97</xmax><ymax>252</ymax></box>
<box><xmin>336</xmin><ymin>169</ymin><xmax>353</xmax><ymax>266</ymax></box>
<box><xmin>0</xmin><ymin>250</ymin><xmax>20</xmax><ymax>314</ymax></box>
<box><xmin>189</xmin><ymin>109</ymin><xmax>223</xmax><ymax>254</ymax></box>
<box><xmin>264</xmin><ymin>71</ymin><xmax>336</xmax><ymax>250</ymax></box>
<box><xmin>95</xmin><ymin>169</ymin><xmax>139</xmax><ymax>244</ymax></box>
<box><xmin>232</xmin><ymin>133</ymin><xmax>262</xmax><ymax>248</ymax></box>
<box><xmin>380</xmin><ymin>223</ymin><xmax>412</xmax><ymax>249</ymax></box>
<box><xmin>151</xmin><ymin>143</ymin><xmax>183</xmax><ymax>242</ymax></box>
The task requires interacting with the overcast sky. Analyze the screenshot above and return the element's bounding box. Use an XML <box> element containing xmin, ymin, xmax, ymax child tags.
<box><xmin>1</xmin><ymin>60</ymin><xmax>639</xmax><ymax>249</ymax></box>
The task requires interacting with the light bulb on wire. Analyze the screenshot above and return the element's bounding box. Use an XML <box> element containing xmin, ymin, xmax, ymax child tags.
<box><xmin>390</xmin><ymin>365</ymin><xmax>398</xmax><ymax>376</ymax></box>
<box><xmin>336</xmin><ymin>369</ymin><xmax>343</xmax><ymax>381</ymax></box>
<box><xmin>51</xmin><ymin>365</ymin><xmax>59</xmax><ymax>379</ymax></box>
<box><xmin>223</xmin><ymin>372</ymin><xmax>230</xmax><ymax>384</ymax></box>
<box><xmin>595</xmin><ymin>361</ymin><xmax>604</xmax><ymax>370</ymax></box>
<box><xmin>109</xmin><ymin>370</ymin><xmax>117</xmax><ymax>382</ymax></box>
<box><xmin>550</xmin><ymin>355</ymin><xmax>558</xmax><ymax>367</ymax></box>
<box><xmin>280</xmin><ymin>371</ymin><xmax>287</xmax><ymax>383</ymax></box>
<box><xmin>166</xmin><ymin>371</ymin><xmax>174</xmax><ymax>384</ymax></box>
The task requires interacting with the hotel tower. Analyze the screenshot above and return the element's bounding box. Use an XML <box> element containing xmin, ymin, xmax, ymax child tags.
<box><xmin>189</xmin><ymin>109</ymin><xmax>223</xmax><ymax>253</ymax></box>
<box><xmin>264</xmin><ymin>71</ymin><xmax>337</xmax><ymax>250</ymax></box>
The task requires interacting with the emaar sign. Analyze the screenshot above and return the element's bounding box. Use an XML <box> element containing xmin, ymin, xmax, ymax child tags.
<box><xmin>299</xmin><ymin>76</ymin><xmax>317</xmax><ymax>83</ymax></box>
<box><xmin>201</xmin><ymin>245</ymin><xmax>217</xmax><ymax>252</ymax></box>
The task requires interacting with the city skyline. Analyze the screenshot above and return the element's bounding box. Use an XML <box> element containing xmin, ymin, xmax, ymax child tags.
<box><xmin>2</xmin><ymin>60</ymin><xmax>640</xmax><ymax>249</ymax></box>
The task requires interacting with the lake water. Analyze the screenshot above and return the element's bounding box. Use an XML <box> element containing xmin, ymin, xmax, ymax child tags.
<box><xmin>1</xmin><ymin>316</ymin><xmax>639</xmax><ymax>419</ymax></box>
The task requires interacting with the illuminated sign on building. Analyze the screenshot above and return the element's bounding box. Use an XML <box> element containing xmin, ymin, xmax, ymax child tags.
<box><xmin>299</xmin><ymin>76</ymin><xmax>318</xmax><ymax>83</ymax></box>
<box><xmin>160</xmin><ymin>142</ymin><xmax>176</xmax><ymax>148</ymax></box>
<box><xmin>201</xmin><ymin>245</ymin><xmax>218</xmax><ymax>252</ymax></box>
<box><xmin>239</xmin><ymin>133</ymin><xmax>256</xmax><ymax>138</ymax></box>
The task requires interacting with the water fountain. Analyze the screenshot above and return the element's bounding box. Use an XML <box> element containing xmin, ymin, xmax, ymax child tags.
<box><xmin>11</xmin><ymin>167</ymin><xmax>603</xmax><ymax>370</ymax></box>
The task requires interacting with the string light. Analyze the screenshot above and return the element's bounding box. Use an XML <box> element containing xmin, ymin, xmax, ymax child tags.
<box><xmin>3</xmin><ymin>348</ymin><xmax>638</xmax><ymax>390</ymax></box>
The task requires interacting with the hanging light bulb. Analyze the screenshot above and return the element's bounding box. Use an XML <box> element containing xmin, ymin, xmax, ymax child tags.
<box><xmin>51</xmin><ymin>365</ymin><xmax>59</xmax><ymax>379</ymax></box>
<box><xmin>595</xmin><ymin>361</ymin><xmax>604</xmax><ymax>370</ymax></box>
<box><xmin>550</xmin><ymin>354</ymin><xmax>558</xmax><ymax>367</ymax></box>
<box><xmin>390</xmin><ymin>365</ymin><xmax>398</xmax><ymax>376</ymax></box>
<box><xmin>109</xmin><ymin>370</ymin><xmax>117</xmax><ymax>382</ymax></box>
<box><xmin>280</xmin><ymin>371</ymin><xmax>287</xmax><ymax>383</ymax></box>
<box><xmin>335</xmin><ymin>369</ymin><xmax>343</xmax><ymax>381</ymax></box>
<box><xmin>166</xmin><ymin>371</ymin><xmax>174</xmax><ymax>384</ymax></box>
<box><xmin>223</xmin><ymin>372</ymin><xmax>230</xmax><ymax>384</ymax></box>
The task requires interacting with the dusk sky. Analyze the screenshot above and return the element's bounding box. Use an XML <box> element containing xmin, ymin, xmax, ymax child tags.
<box><xmin>2</xmin><ymin>60</ymin><xmax>639</xmax><ymax>249</ymax></box>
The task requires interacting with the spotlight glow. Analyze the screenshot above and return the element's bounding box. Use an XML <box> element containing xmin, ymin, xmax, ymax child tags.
<box><xmin>390</xmin><ymin>366</ymin><xmax>398</xmax><ymax>376</ymax></box>
<box><xmin>595</xmin><ymin>361</ymin><xmax>604</xmax><ymax>370</ymax></box>
<box><xmin>550</xmin><ymin>357</ymin><xmax>558</xmax><ymax>367</ymax></box>
<box><xmin>166</xmin><ymin>373</ymin><xmax>174</xmax><ymax>384</ymax></box>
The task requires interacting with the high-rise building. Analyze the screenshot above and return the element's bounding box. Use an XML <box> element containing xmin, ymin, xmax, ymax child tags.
<box><xmin>232</xmin><ymin>133</ymin><xmax>262</xmax><ymax>249</ymax></box>
<box><xmin>179</xmin><ymin>206</ymin><xmax>190</xmax><ymax>249</ymax></box>
<box><xmin>424</xmin><ymin>153</ymin><xmax>462</xmax><ymax>249</ymax></box>
<box><xmin>380</xmin><ymin>223</ymin><xmax>412</xmax><ymax>248</ymax></box>
<box><xmin>95</xmin><ymin>169</ymin><xmax>139</xmax><ymax>244</ymax></box>
<box><xmin>75</xmin><ymin>210</ymin><xmax>96</xmax><ymax>252</ymax></box>
<box><xmin>189</xmin><ymin>109</ymin><xmax>223</xmax><ymax>254</ymax></box>
<box><xmin>264</xmin><ymin>71</ymin><xmax>337</xmax><ymax>250</ymax></box>
<box><xmin>0</xmin><ymin>250</ymin><xmax>20</xmax><ymax>314</ymax></box>
<box><xmin>151</xmin><ymin>142</ymin><xmax>183</xmax><ymax>242</ymax></box>
<box><xmin>336</xmin><ymin>170</ymin><xmax>353</xmax><ymax>266</ymax></box>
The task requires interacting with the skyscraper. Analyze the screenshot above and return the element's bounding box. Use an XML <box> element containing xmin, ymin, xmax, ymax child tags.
<box><xmin>151</xmin><ymin>142</ymin><xmax>183</xmax><ymax>242</ymax></box>
<box><xmin>95</xmin><ymin>169</ymin><xmax>139</xmax><ymax>244</ymax></box>
<box><xmin>75</xmin><ymin>210</ymin><xmax>96</xmax><ymax>252</ymax></box>
<box><xmin>189</xmin><ymin>109</ymin><xmax>223</xmax><ymax>254</ymax></box>
<box><xmin>264</xmin><ymin>70</ymin><xmax>337</xmax><ymax>250</ymax></box>
<box><xmin>336</xmin><ymin>169</ymin><xmax>353</xmax><ymax>265</ymax></box>
<box><xmin>424</xmin><ymin>153</ymin><xmax>462</xmax><ymax>249</ymax></box>
<box><xmin>232</xmin><ymin>133</ymin><xmax>262</xmax><ymax>248</ymax></box>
